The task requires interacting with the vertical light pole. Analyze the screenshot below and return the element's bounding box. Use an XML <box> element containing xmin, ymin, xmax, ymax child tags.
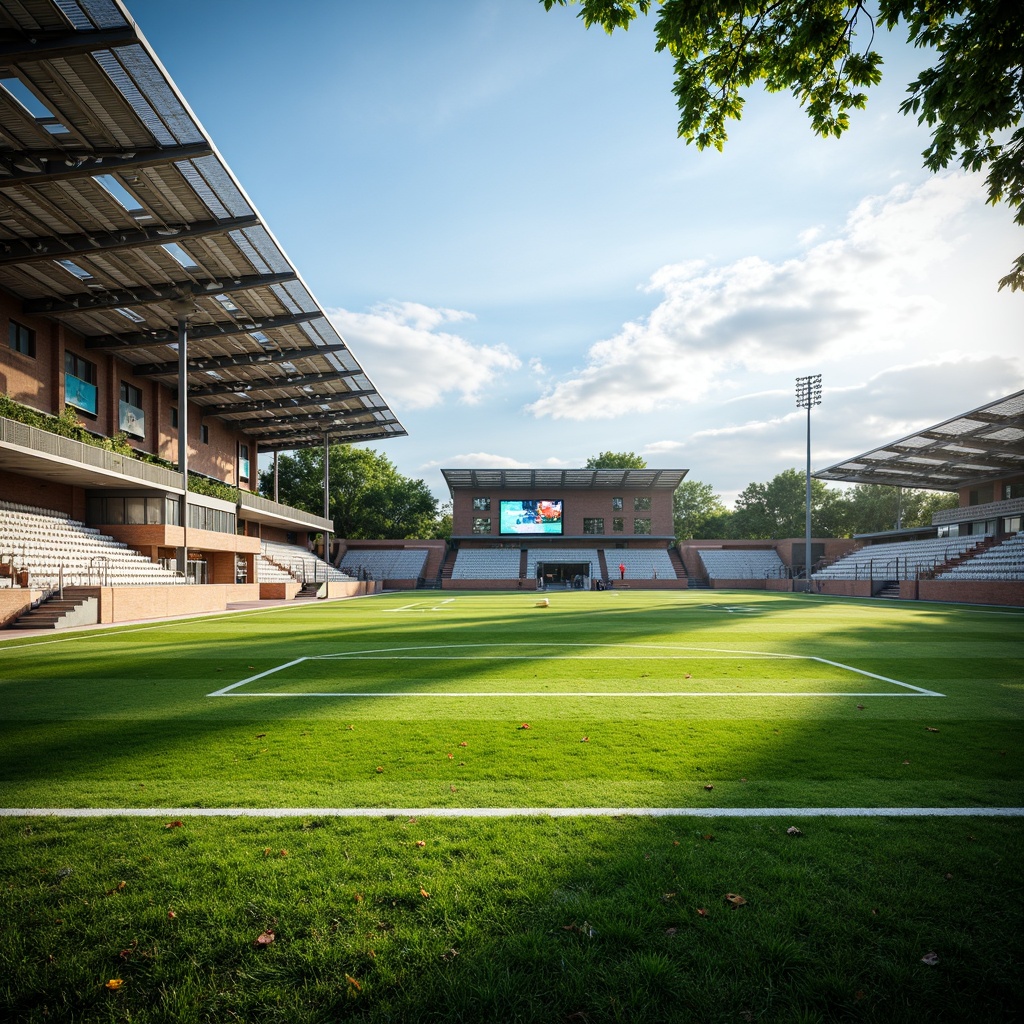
<box><xmin>795</xmin><ymin>374</ymin><xmax>822</xmax><ymax>588</ymax></box>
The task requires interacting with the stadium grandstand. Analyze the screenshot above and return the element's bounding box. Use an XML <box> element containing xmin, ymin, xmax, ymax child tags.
<box><xmin>440</xmin><ymin>468</ymin><xmax>690</xmax><ymax>590</ymax></box>
<box><xmin>0</xmin><ymin>0</ymin><xmax>403</xmax><ymax>628</ymax></box>
<box><xmin>811</xmin><ymin>389</ymin><xmax>1024</xmax><ymax>605</ymax></box>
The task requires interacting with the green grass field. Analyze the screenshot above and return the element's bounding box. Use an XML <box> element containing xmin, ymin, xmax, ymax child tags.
<box><xmin>1</xmin><ymin>590</ymin><xmax>1022</xmax><ymax>1022</ymax></box>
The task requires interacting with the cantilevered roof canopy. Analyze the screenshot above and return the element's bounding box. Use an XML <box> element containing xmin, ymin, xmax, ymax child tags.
<box><xmin>442</xmin><ymin>468</ymin><xmax>688</xmax><ymax>494</ymax></box>
<box><xmin>0</xmin><ymin>0</ymin><xmax>404</xmax><ymax>452</ymax></box>
<box><xmin>814</xmin><ymin>391</ymin><xmax>1024</xmax><ymax>491</ymax></box>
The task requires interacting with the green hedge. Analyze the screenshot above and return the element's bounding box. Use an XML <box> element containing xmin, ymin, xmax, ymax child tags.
<box><xmin>0</xmin><ymin>395</ymin><xmax>239</xmax><ymax>503</ymax></box>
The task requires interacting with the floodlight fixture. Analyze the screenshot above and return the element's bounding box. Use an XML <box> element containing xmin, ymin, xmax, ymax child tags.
<box><xmin>795</xmin><ymin>374</ymin><xmax>823</xmax><ymax>587</ymax></box>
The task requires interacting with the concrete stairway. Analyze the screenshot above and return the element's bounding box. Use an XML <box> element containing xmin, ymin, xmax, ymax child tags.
<box><xmin>9</xmin><ymin>595</ymin><xmax>98</xmax><ymax>629</ymax></box>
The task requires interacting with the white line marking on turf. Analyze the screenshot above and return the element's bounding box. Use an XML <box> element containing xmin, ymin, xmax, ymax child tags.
<box><xmin>207</xmin><ymin>643</ymin><xmax>944</xmax><ymax>697</ymax></box>
<box><xmin>2</xmin><ymin>807</ymin><xmax>1020</xmax><ymax>818</ymax></box>
<box><xmin>223</xmin><ymin>691</ymin><xmax>940</xmax><ymax>698</ymax></box>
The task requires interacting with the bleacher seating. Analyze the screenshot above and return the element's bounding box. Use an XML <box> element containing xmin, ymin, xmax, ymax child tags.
<box><xmin>813</xmin><ymin>536</ymin><xmax>980</xmax><ymax>581</ymax></box>
<box><xmin>451</xmin><ymin>549</ymin><xmax>521</xmax><ymax>580</ymax></box>
<box><xmin>609</xmin><ymin>549</ymin><xmax>676</xmax><ymax>580</ymax></box>
<box><xmin>526</xmin><ymin>548</ymin><xmax>601</xmax><ymax>581</ymax></box>
<box><xmin>337</xmin><ymin>548</ymin><xmax>428</xmax><ymax>581</ymax></box>
<box><xmin>938</xmin><ymin>532</ymin><xmax>1024</xmax><ymax>581</ymax></box>
<box><xmin>262</xmin><ymin>540</ymin><xmax>354</xmax><ymax>584</ymax></box>
<box><xmin>699</xmin><ymin>549</ymin><xmax>786</xmax><ymax>580</ymax></box>
<box><xmin>0</xmin><ymin>501</ymin><xmax>186</xmax><ymax>586</ymax></box>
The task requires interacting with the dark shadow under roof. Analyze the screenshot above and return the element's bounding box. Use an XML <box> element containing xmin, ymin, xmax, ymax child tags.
<box><xmin>814</xmin><ymin>390</ymin><xmax>1024</xmax><ymax>491</ymax></box>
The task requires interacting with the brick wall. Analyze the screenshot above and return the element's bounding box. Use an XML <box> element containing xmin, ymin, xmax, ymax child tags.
<box><xmin>452</xmin><ymin>487</ymin><xmax>673</xmax><ymax>539</ymax></box>
<box><xmin>3</xmin><ymin>295</ymin><xmax>258</xmax><ymax>491</ymax></box>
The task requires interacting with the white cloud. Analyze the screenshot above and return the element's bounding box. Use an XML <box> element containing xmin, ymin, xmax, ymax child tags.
<box><xmin>328</xmin><ymin>301</ymin><xmax>520</xmax><ymax>410</ymax></box>
<box><xmin>525</xmin><ymin>173</ymin><xmax>1020</xmax><ymax>421</ymax></box>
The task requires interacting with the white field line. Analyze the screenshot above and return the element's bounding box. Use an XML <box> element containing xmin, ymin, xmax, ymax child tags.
<box><xmin>207</xmin><ymin>644</ymin><xmax>944</xmax><ymax>698</ymax></box>
<box><xmin>224</xmin><ymin>691</ymin><xmax>939</xmax><ymax>698</ymax></box>
<box><xmin>1</xmin><ymin>807</ymin><xmax>1020</xmax><ymax>819</ymax></box>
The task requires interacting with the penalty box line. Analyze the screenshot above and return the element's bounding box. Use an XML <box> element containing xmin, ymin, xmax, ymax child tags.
<box><xmin>208</xmin><ymin>651</ymin><xmax>943</xmax><ymax>699</ymax></box>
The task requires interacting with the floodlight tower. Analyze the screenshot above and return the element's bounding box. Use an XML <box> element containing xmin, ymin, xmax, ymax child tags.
<box><xmin>795</xmin><ymin>374</ymin><xmax>822</xmax><ymax>588</ymax></box>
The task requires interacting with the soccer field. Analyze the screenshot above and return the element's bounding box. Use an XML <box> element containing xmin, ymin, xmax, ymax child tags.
<box><xmin>0</xmin><ymin>589</ymin><xmax>1021</xmax><ymax>812</ymax></box>
<box><xmin>1</xmin><ymin>591</ymin><xmax>1022</xmax><ymax>1024</ymax></box>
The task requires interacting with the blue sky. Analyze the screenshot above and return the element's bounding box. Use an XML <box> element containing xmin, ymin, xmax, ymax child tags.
<box><xmin>129</xmin><ymin>0</ymin><xmax>1022</xmax><ymax>503</ymax></box>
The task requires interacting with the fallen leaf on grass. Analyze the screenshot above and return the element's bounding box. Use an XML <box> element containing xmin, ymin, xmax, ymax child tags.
<box><xmin>580</xmin><ymin>736</ymin><xmax>590</xmax><ymax>743</ymax></box>
<box><xmin>701</xmin><ymin>833</ymin><xmax>715</xmax><ymax>842</ymax></box>
<box><xmin>105</xmin><ymin>880</ymin><xmax>127</xmax><ymax>895</ymax></box>
<box><xmin>408</xmin><ymin>817</ymin><xmax>418</xmax><ymax>824</ymax></box>
<box><xmin>518</xmin><ymin>723</ymin><xmax>531</xmax><ymax>730</ymax></box>
<box><xmin>459</xmin><ymin>741</ymin><xmax>468</xmax><ymax>747</ymax></box>
<box><xmin>415</xmin><ymin>840</ymin><xmax>426</xmax><ymax>848</ymax></box>
<box><xmin>903</xmin><ymin>760</ymin><xmax>911</xmax><ymax>765</ymax></box>
<box><xmin>703</xmin><ymin>784</ymin><xmax>714</xmax><ymax>791</ymax></box>
<box><xmin>164</xmin><ymin>821</ymin><xmax>183</xmax><ymax>829</ymax></box>
<box><xmin>786</xmin><ymin>826</ymin><xmax>803</xmax><ymax>836</ymax></box>
<box><xmin>420</xmin><ymin>888</ymin><xmax>431</xmax><ymax>899</ymax></box>
<box><xmin>921</xmin><ymin>952</ymin><xmax>939</xmax><ymax>966</ymax></box>
<box><xmin>345</xmin><ymin>973</ymin><xmax>361</xmax><ymax>993</ymax></box>
<box><xmin>441</xmin><ymin>947</ymin><xmax>459</xmax><ymax>961</ymax></box>
<box><xmin>375</xmin><ymin>766</ymin><xmax>384</xmax><ymax>773</ymax></box>
<box><xmin>665</xmin><ymin>926</ymin><xmax>678</xmax><ymax>936</ymax></box>
<box><xmin>167</xmin><ymin>909</ymin><xmax>176</xmax><ymax>919</ymax></box>
<box><xmin>447</xmin><ymin>753</ymin><xmax>454</xmax><ymax>759</ymax></box>
<box><xmin>684</xmin><ymin>673</ymin><xmax>692</xmax><ymax>679</ymax></box>
<box><xmin>255</xmin><ymin>733</ymin><xmax>266</xmax><ymax>739</ymax></box>
<box><xmin>724</xmin><ymin>893</ymin><xmax>747</xmax><ymax>907</ymax></box>
<box><xmin>662</xmin><ymin>892</ymin><xmax>677</xmax><ymax>902</ymax></box>
<box><xmin>278</xmin><ymin>850</ymin><xmax>288</xmax><ymax>858</ymax></box>
<box><xmin>254</xmin><ymin>930</ymin><xmax>275</xmax><ymax>948</ymax></box>
<box><xmin>104</xmin><ymin>979</ymin><xmax>124</xmax><ymax>990</ymax></box>
<box><xmin>450</xmin><ymin>785</ymin><xmax>457</xmax><ymax>792</ymax></box>
<box><xmin>696</xmin><ymin>908</ymin><xmax>709</xmax><ymax>918</ymax></box>
<box><xmin>856</xmin><ymin>704</ymin><xmax>865</xmax><ymax>710</ymax></box>
<box><xmin>353</xmin><ymin>893</ymin><xmax>363</xmax><ymax>903</ymax></box>
<box><xmin>346</xmin><ymin>725</ymin><xmax>355</xmax><ymax>730</ymax></box>
<box><xmin>944</xmin><ymin>872</ymin><xmax>953</xmax><ymax>881</ymax></box>
<box><xmin>925</xmin><ymin>727</ymin><xmax>940</xmax><ymax>733</ymax></box>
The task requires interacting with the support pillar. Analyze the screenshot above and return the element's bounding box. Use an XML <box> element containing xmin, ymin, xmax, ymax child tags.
<box><xmin>175</xmin><ymin>299</ymin><xmax>191</xmax><ymax>577</ymax></box>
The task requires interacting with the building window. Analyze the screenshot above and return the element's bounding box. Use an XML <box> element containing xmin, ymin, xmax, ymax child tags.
<box><xmin>200</xmin><ymin>423</ymin><xmax>209</xmax><ymax>444</ymax></box>
<box><xmin>472</xmin><ymin>517</ymin><xmax>491</xmax><ymax>533</ymax></box>
<box><xmin>634</xmin><ymin>496</ymin><xmax>651</xmax><ymax>511</ymax></box>
<box><xmin>1003</xmin><ymin>516</ymin><xmax>1022</xmax><ymax>534</ymax></box>
<box><xmin>583</xmin><ymin>517</ymin><xmax>604</xmax><ymax>534</ymax></box>
<box><xmin>118</xmin><ymin>381</ymin><xmax>145</xmax><ymax>438</ymax></box>
<box><xmin>64</xmin><ymin>351</ymin><xmax>97</xmax><ymax>416</ymax></box>
<box><xmin>8</xmin><ymin>321</ymin><xmax>35</xmax><ymax>357</ymax></box>
<box><xmin>472</xmin><ymin>497</ymin><xmax>491</xmax><ymax>511</ymax></box>
<box><xmin>170</xmin><ymin>407</ymin><xmax>178</xmax><ymax>429</ymax></box>
<box><xmin>1005</xmin><ymin>482</ymin><xmax>1021</xmax><ymax>500</ymax></box>
<box><xmin>612</xmin><ymin>517</ymin><xmax>624</xmax><ymax>532</ymax></box>
<box><xmin>634</xmin><ymin>517</ymin><xmax>652</xmax><ymax>534</ymax></box>
<box><xmin>968</xmin><ymin>485</ymin><xmax>994</xmax><ymax>506</ymax></box>
<box><xmin>239</xmin><ymin>443</ymin><xmax>250</xmax><ymax>481</ymax></box>
<box><xmin>611</xmin><ymin>497</ymin><xmax>623</xmax><ymax>511</ymax></box>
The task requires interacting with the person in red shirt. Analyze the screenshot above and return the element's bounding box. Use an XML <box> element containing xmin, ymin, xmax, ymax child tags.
<box><xmin>619</xmin><ymin>562</ymin><xmax>625</xmax><ymax>580</ymax></box>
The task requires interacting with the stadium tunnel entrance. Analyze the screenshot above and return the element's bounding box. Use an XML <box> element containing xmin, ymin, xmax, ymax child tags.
<box><xmin>536</xmin><ymin>561</ymin><xmax>591</xmax><ymax>589</ymax></box>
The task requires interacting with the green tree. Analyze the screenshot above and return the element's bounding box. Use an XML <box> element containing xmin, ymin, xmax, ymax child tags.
<box><xmin>585</xmin><ymin>451</ymin><xmax>648</xmax><ymax>468</ymax></box>
<box><xmin>731</xmin><ymin>468</ymin><xmax>846</xmax><ymax>538</ymax></box>
<box><xmin>260</xmin><ymin>445</ymin><xmax>438</xmax><ymax>539</ymax></box>
<box><xmin>842</xmin><ymin>483</ymin><xmax>958</xmax><ymax>534</ymax></box>
<box><xmin>542</xmin><ymin>0</ymin><xmax>1024</xmax><ymax>289</ymax></box>
<box><xmin>673</xmin><ymin>479</ymin><xmax>729</xmax><ymax>539</ymax></box>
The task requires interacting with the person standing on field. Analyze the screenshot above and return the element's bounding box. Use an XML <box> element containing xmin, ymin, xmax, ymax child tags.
<box><xmin>619</xmin><ymin>562</ymin><xmax>625</xmax><ymax>580</ymax></box>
